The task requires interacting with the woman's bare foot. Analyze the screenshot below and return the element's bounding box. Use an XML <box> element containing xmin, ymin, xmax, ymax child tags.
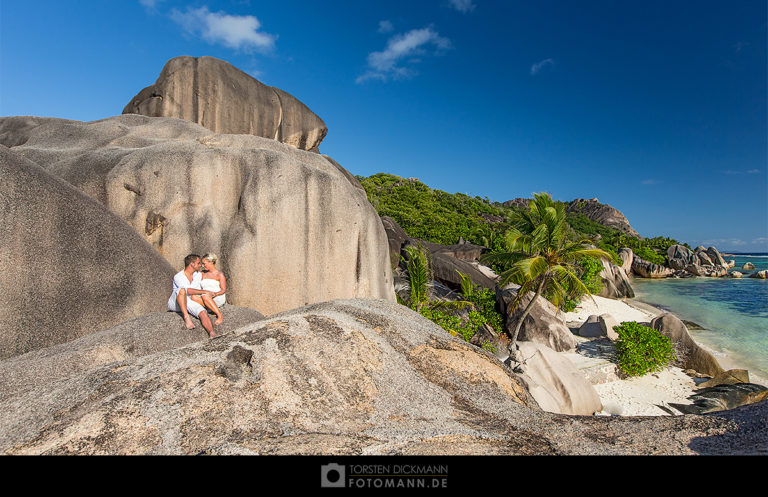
<box><xmin>214</xmin><ymin>315</ymin><xmax>223</xmax><ymax>326</ymax></box>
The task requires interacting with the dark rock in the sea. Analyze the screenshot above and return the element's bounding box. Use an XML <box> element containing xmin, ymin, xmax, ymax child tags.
<box><xmin>669</xmin><ymin>383</ymin><xmax>768</xmax><ymax>414</ymax></box>
<box><xmin>729</xmin><ymin>271</ymin><xmax>743</xmax><ymax>278</ymax></box>
<box><xmin>123</xmin><ymin>56</ymin><xmax>327</xmax><ymax>152</ymax></box>
<box><xmin>706</xmin><ymin>247</ymin><xmax>727</xmax><ymax>267</ymax></box>
<box><xmin>667</xmin><ymin>244</ymin><xmax>697</xmax><ymax>270</ymax></box>
<box><xmin>749</xmin><ymin>270</ymin><xmax>767</xmax><ymax>279</ymax></box>
<box><xmin>697</xmin><ymin>369</ymin><xmax>751</xmax><ymax>390</ymax></box>
<box><xmin>697</xmin><ymin>252</ymin><xmax>714</xmax><ymax>266</ymax></box>
<box><xmin>632</xmin><ymin>256</ymin><xmax>673</xmax><ymax>278</ymax></box>
<box><xmin>682</xmin><ymin>320</ymin><xmax>706</xmax><ymax>331</ymax></box>
<box><xmin>0</xmin><ymin>146</ymin><xmax>175</xmax><ymax>360</ymax></box>
<box><xmin>651</xmin><ymin>313</ymin><xmax>724</xmax><ymax>378</ymax></box>
<box><xmin>496</xmin><ymin>285</ymin><xmax>578</xmax><ymax>352</ymax></box>
<box><xmin>743</xmin><ymin>262</ymin><xmax>755</xmax><ymax>270</ymax></box>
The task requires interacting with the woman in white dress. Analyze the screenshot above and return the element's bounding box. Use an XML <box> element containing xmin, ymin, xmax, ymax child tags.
<box><xmin>194</xmin><ymin>253</ymin><xmax>227</xmax><ymax>325</ymax></box>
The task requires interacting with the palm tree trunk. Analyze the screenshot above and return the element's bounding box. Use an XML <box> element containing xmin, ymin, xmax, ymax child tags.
<box><xmin>508</xmin><ymin>277</ymin><xmax>546</xmax><ymax>362</ymax></box>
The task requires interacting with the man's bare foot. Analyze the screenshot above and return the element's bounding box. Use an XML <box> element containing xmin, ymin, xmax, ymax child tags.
<box><xmin>214</xmin><ymin>316</ymin><xmax>223</xmax><ymax>326</ymax></box>
<box><xmin>208</xmin><ymin>332</ymin><xmax>221</xmax><ymax>339</ymax></box>
<box><xmin>184</xmin><ymin>317</ymin><xmax>196</xmax><ymax>330</ymax></box>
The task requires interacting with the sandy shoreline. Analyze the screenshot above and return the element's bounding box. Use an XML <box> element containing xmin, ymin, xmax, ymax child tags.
<box><xmin>557</xmin><ymin>294</ymin><xmax>764</xmax><ymax>417</ymax></box>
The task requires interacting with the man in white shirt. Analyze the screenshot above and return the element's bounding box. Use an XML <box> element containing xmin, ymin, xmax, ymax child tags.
<box><xmin>168</xmin><ymin>254</ymin><xmax>219</xmax><ymax>338</ymax></box>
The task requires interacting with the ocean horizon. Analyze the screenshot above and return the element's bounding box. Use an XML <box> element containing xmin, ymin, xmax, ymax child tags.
<box><xmin>630</xmin><ymin>253</ymin><xmax>768</xmax><ymax>385</ymax></box>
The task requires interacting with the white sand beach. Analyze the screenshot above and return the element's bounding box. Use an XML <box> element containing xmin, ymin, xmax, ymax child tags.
<box><xmin>559</xmin><ymin>295</ymin><xmax>701</xmax><ymax>416</ymax></box>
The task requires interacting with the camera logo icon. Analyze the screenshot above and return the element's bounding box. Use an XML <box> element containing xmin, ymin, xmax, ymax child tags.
<box><xmin>320</xmin><ymin>463</ymin><xmax>346</xmax><ymax>488</ymax></box>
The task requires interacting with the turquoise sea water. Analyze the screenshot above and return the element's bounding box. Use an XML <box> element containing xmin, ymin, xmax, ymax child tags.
<box><xmin>630</xmin><ymin>254</ymin><xmax>768</xmax><ymax>384</ymax></box>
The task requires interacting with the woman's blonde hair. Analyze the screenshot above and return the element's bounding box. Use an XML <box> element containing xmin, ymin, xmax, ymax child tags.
<box><xmin>202</xmin><ymin>253</ymin><xmax>218</xmax><ymax>264</ymax></box>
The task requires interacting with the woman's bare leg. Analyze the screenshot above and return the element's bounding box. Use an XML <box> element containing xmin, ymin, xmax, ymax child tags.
<box><xmin>201</xmin><ymin>294</ymin><xmax>224</xmax><ymax>325</ymax></box>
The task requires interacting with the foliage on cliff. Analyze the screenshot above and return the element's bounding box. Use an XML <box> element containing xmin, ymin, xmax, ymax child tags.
<box><xmin>357</xmin><ymin>173</ymin><xmax>514</xmax><ymax>246</ymax></box>
<box><xmin>358</xmin><ymin>173</ymin><xmax>685</xmax><ymax>263</ymax></box>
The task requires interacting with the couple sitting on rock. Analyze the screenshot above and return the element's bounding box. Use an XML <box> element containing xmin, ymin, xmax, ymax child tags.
<box><xmin>168</xmin><ymin>253</ymin><xmax>228</xmax><ymax>338</ymax></box>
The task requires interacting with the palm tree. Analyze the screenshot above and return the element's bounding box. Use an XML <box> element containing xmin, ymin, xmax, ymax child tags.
<box><xmin>481</xmin><ymin>192</ymin><xmax>611</xmax><ymax>361</ymax></box>
<box><xmin>399</xmin><ymin>243</ymin><xmax>472</xmax><ymax>313</ymax></box>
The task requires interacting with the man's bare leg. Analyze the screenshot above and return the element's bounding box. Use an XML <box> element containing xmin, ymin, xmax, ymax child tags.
<box><xmin>199</xmin><ymin>311</ymin><xmax>219</xmax><ymax>338</ymax></box>
<box><xmin>176</xmin><ymin>289</ymin><xmax>196</xmax><ymax>329</ymax></box>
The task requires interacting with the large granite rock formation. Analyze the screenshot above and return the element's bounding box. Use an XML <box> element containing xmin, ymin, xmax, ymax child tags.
<box><xmin>123</xmin><ymin>56</ymin><xmax>327</xmax><ymax>152</ymax></box>
<box><xmin>0</xmin><ymin>146</ymin><xmax>175</xmax><ymax>359</ymax></box>
<box><xmin>0</xmin><ymin>305</ymin><xmax>265</xmax><ymax>402</ymax></box>
<box><xmin>667</xmin><ymin>244</ymin><xmax>729</xmax><ymax>277</ymax></box>
<box><xmin>1</xmin><ymin>298</ymin><xmax>765</xmax><ymax>455</ymax></box>
<box><xmin>598</xmin><ymin>258</ymin><xmax>635</xmax><ymax>298</ymax></box>
<box><xmin>0</xmin><ymin>115</ymin><xmax>394</xmax><ymax>316</ymax></box>
<box><xmin>496</xmin><ymin>285</ymin><xmax>578</xmax><ymax>352</ymax></box>
<box><xmin>631</xmin><ymin>255</ymin><xmax>673</xmax><ymax>278</ymax></box>
<box><xmin>566</xmin><ymin>198</ymin><xmax>641</xmax><ymax>238</ymax></box>
<box><xmin>650</xmin><ymin>313</ymin><xmax>725</xmax><ymax>378</ymax></box>
<box><xmin>382</xmin><ymin>216</ymin><xmax>495</xmax><ymax>290</ymax></box>
<box><xmin>516</xmin><ymin>341</ymin><xmax>602</xmax><ymax>415</ymax></box>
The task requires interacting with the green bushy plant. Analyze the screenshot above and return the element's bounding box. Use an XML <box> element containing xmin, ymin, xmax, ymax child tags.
<box><xmin>419</xmin><ymin>307</ymin><xmax>488</xmax><ymax>342</ymax></box>
<box><xmin>614</xmin><ymin>321</ymin><xmax>677</xmax><ymax>377</ymax></box>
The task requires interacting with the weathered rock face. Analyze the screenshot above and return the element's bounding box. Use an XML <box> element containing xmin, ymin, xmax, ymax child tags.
<box><xmin>516</xmin><ymin>341</ymin><xmax>602</xmax><ymax>416</ymax></box>
<box><xmin>598</xmin><ymin>259</ymin><xmax>634</xmax><ymax>298</ymax></box>
<box><xmin>566</xmin><ymin>198</ymin><xmax>641</xmax><ymax>238</ymax></box>
<box><xmin>123</xmin><ymin>56</ymin><xmax>327</xmax><ymax>152</ymax></box>
<box><xmin>0</xmin><ymin>305</ymin><xmax>265</xmax><ymax>402</ymax></box>
<box><xmin>618</xmin><ymin>247</ymin><xmax>634</xmax><ymax>274</ymax></box>
<box><xmin>0</xmin><ymin>299</ymin><xmax>540</xmax><ymax>455</ymax></box>
<box><xmin>383</xmin><ymin>216</ymin><xmax>495</xmax><ymax>290</ymax></box>
<box><xmin>1</xmin><ymin>298</ymin><xmax>766</xmax><ymax>455</ymax></box>
<box><xmin>667</xmin><ymin>244</ymin><xmax>695</xmax><ymax>270</ymax></box>
<box><xmin>0</xmin><ymin>115</ymin><xmax>395</xmax><ymax>315</ymax></box>
<box><xmin>0</xmin><ymin>146</ymin><xmax>176</xmax><ymax>359</ymax></box>
<box><xmin>631</xmin><ymin>256</ymin><xmax>673</xmax><ymax>278</ymax></box>
<box><xmin>650</xmin><ymin>313</ymin><xmax>724</xmax><ymax>378</ymax></box>
<box><xmin>496</xmin><ymin>285</ymin><xmax>578</xmax><ymax>352</ymax></box>
<box><xmin>578</xmin><ymin>314</ymin><xmax>619</xmax><ymax>341</ymax></box>
<box><xmin>749</xmin><ymin>270</ymin><xmax>768</xmax><ymax>279</ymax></box>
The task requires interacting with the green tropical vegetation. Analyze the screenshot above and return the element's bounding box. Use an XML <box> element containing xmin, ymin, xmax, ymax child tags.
<box><xmin>397</xmin><ymin>245</ymin><xmax>500</xmax><ymax>347</ymax></box>
<box><xmin>614</xmin><ymin>321</ymin><xmax>677</xmax><ymax>376</ymax></box>
<box><xmin>357</xmin><ymin>173</ymin><xmax>686</xmax><ymax>268</ymax></box>
<box><xmin>480</xmin><ymin>192</ymin><xmax>611</xmax><ymax>359</ymax></box>
<box><xmin>357</xmin><ymin>173</ymin><xmax>688</xmax><ymax>350</ymax></box>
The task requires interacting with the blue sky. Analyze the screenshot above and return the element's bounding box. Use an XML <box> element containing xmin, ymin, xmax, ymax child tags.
<box><xmin>2</xmin><ymin>1</ymin><xmax>766</xmax><ymax>252</ymax></box>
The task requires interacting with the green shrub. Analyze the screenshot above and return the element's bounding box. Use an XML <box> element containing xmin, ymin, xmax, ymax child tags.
<box><xmin>419</xmin><ymin>307</ymin><xmax>487</xmax><ymax>342</ymax></box>
<box><xmin>614</xmin><ymin>321</ymin><xmax>677</xmax><ymax>377</ymax></box>
<box><xmin>577</xmin><ymin>255</ymin><xmax>605</xmax><ymax>295</ymax></box>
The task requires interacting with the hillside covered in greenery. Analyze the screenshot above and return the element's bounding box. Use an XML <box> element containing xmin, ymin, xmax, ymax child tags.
<box><xmin>357</xmin><ymin>172</ymin><xmax>687</xmax><ymax>265</ymax></box>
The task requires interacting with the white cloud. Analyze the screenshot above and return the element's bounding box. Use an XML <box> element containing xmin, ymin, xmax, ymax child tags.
<box><xmin>530</xmin><ymin>58</ymin><xmax>555</xmax><ymax>75</ymax></box>
<box><xmin>170</xmin><ymin>6</ymin><xmax>276</xmax><ymax>52</ymax></box>
<box><xmin>356</xmin><ymin>26</ymin><xmax>452</xmax><ymax>83</ymax></box>
<box><xmin>378</xmin><ymin>20</ymin><xmax>394</xmax><ymax>33</ymax></box>
<box><xmin>724</xmin><ymin>168</ymin><xmax>761</xmax><ymax>175</ymax></box>
<box><xmin>139</xmin><ymin>0</ymin><xmax>163</xmax><ymax>8</ymax></box>
<box><xmin>448</xmin><ymin>0</ymin><xmax>476</xmax><ymax>13</ymax></box>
